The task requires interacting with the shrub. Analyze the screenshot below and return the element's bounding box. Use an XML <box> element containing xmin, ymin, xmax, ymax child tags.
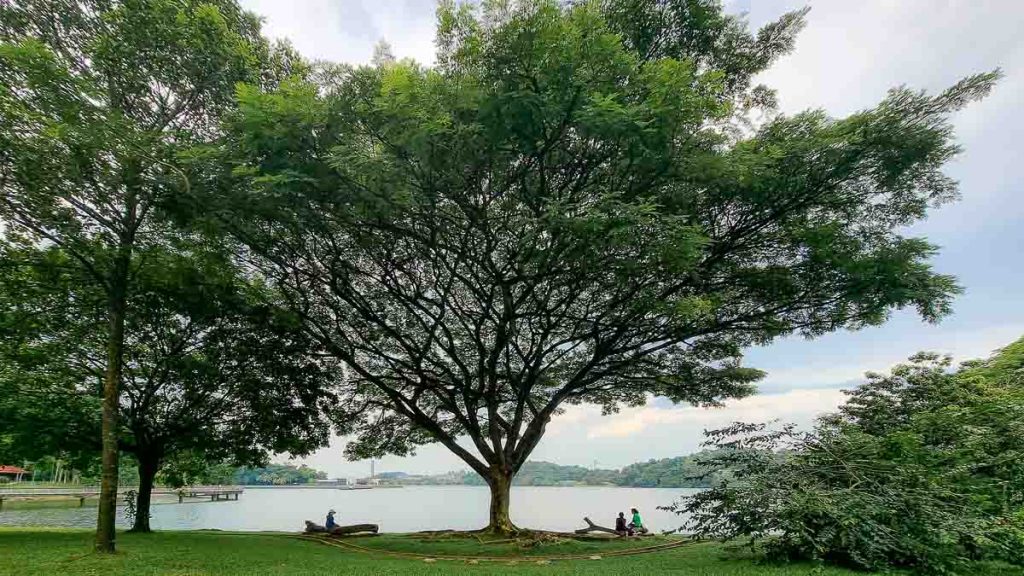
<box><xmin>669</xmin><ymin>347</ymin><xmax>1024</xmax><ymax>574</ymax></box>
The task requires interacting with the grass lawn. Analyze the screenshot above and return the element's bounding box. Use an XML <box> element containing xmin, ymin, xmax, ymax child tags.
<box><xmin>0</xmin><ymin>529</ymin><xmax>1021</xmax><ymax>576</ymax></box>
<box><xmin>347</xmin><ymin>531</ymin><xmax>686</xmax><ymax>558</ymax></box>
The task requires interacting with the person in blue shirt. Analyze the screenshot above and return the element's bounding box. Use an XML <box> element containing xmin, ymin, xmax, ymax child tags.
<box><xmin>326</xmin><ymin>509</ymin><xmax>338</xmax><ymax>530</ymax></box>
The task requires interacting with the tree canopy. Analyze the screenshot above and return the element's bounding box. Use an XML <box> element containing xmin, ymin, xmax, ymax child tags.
<box><xmin>0</xmin><ymin>245</ymin><xmax>103</xmax><ymax>470</ymax></box>
<box><xmin>0</xmin><ymin>0</ymin><xmax>304</xmax><ymax>547</ymax></box>
<box><xmin>0</xmin><ymin>242</ymin><xmax>341</xmax><ymax>531</ymax></box>
<box><xmin>676</xmin><ymin>338</ymin><xmax>1024</xmax><ymax>573</ymax></box>
<box><xmin>189</xmin><ymin>0</ymin><xmax>996</xmax><ymax>533</ymax></box>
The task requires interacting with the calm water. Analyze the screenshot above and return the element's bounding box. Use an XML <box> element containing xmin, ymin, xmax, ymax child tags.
<box><xmin>0</xmin><ymin>486</ymin><xmax>697</xmax><ymax>533</ymax></box>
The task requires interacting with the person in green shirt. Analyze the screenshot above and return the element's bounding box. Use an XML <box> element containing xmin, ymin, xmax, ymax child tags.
<box><xmin>629</xmin><ymin>508</ymin><xmax>647</xmax><ymax>534</ymax></box>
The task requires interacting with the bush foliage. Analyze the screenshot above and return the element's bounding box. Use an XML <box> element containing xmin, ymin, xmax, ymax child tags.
<box><xmin>671</xmin><ymin>338</ymin><xmax>1024</xmax><ymax>574</ymax></box>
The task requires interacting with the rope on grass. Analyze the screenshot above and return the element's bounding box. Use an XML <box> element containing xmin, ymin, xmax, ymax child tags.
<box><xmin>290</xmin><ymin>533</ymin><xmax>694</xmax><ymax>563</ymax></box>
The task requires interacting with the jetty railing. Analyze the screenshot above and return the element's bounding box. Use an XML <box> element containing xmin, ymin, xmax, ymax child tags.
<box><xmin>0</xmin><ymin>485</ymin><xmax>244</xmax><ymax>509</ymax></box>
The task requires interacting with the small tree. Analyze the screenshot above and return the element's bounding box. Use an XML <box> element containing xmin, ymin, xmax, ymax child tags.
<box><xmin>0</xmin><ymin>0</ymin><xmax>293</xmax><ymax>550</ymax></box>
<box><xmin>675</xmin><ymin>343</ymin><xmax>1024</xmax><ymax>573</ymax></box>
<box><xmin>118</xmin><ymin>248</ymin><xmax>339</xmax><ymax>532</ymax></box>
<box><xmin>202</xmin><ymin>0</ymin><xmax>994</xmax><ymax>533</ymax></box>
<box><xmin>0</xmin><ymin>244</ymin><xmax>340</xmax><ymax>532</ymax></box>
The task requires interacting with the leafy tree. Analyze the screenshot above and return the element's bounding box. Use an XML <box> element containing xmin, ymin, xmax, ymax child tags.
<box><xmin>960</xmin><ymin>336</ymin><xmax>1024</xmax><ymax>381</ymax></box>
<box><xmin>835</xmin><ymin>352</ymin><xmax>965</xmax><ymax>435</ymax></box>
<box><xmin>118</xmin><ymin>249</ymin><xmax>338</xmax><ymax>532</ymax></box>
<box><xmin>616</xmin><ymin>452</ymin><xmax>726</xmax><ymax>488</ymax></box>
<box><xmin>675</xmin><ymin>341</ymin><xmax>1024</xmax><ymax>574</ymax></box>
<box><xmin>0</xmin><ymin>245</ymin><xmax>340</xmax><ymax>532</ymax></box>
<box><xmin>0</xmin><ymin>0</ymin><xmax>298</xmax><ymax>550</ymax></box>
<box><xmin>229</xmin><ymin>463</ymin><xmax>328</xmax><ymax>485</ymax></box>
<box><xmin>194</xmin><ymin>0</ymin><xmax>995</xmax><ymax>533</ymax></box>
<box><xmin>180</xmin><ymin>460</ymin><xmax>239</xmax><ymax>486</ymax></box>
<box><xmin>0</xmin><ymin>247</ymin><xmax>102</xmax><ymax>470</ymax></box>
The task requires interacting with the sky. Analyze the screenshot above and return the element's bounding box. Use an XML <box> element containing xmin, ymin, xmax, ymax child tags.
<box><xmin>238</xmin><ymin>0</ymin><xmax>1024</xmax><ymax>478</ymax></box>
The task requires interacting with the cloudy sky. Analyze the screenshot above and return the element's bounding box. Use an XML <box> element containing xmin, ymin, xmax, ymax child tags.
<box><xmin>238</xmin><ymin>0</ymin><xmax>1024</xmax><ymax>478</ymax></box>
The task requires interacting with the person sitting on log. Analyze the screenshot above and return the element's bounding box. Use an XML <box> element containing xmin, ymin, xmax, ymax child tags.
<box><xmin>614</xmin><ymin>512</ymin><xmax>631</xmax><ymax>536</ymax></box>
<box><xmin>629</xmin><ymin>508</ymin><xmax>647</xmax><ymax>534</ymax></box>
<box><xmin>326</xmin><ymin>509</ymin><xmax>338</xmax><ymax>530</ymax></box>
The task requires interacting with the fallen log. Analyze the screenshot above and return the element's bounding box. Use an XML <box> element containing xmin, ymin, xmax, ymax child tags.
<box><xmin>574</xmin><ymin>517</ymin><xmax>650</xmax><ymax>536</ymax></box>
<box><xmin>574</xmin><ymin>517</ymin><xmax>621</xmax><ymax>536</ymax></box>
<box><xmin>329</xmin><ymin>523</ymin><xmax>379</xmax><ymax>536</ymax></box>
<box><xmin>304</xmin><ymin>520</ymin><xmax>379</xmax><ymax>535</ymax></box>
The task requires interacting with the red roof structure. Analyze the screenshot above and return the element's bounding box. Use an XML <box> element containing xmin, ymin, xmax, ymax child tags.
<box><xmin>0</xmin><ymin>465</ymin><xmax>27</xmax><ymax>475</ymax></box>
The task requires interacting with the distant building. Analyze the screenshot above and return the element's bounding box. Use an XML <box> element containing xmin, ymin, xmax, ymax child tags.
<box><xmin>0</xmin><ymin>465</ymin><xmax>27</xmax><ymax>482</ymax></box>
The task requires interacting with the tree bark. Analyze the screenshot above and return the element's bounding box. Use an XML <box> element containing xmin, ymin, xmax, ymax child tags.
<box><xmin>95</xmin><ymin>251</ymin><xmax>129</xmax><ymax>552</ymax></box>
<box><xmin>485</xmin><ymin>472</ymin><xmax>517</xmax><ymax>534</ymax></box>
<box><xmin>130</xmin><ymin>454</ymin><xmax>159</xmax><ymax>533</ymax></box>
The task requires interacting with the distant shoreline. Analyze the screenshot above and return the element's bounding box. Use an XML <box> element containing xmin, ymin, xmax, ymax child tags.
<box><xmin>241</xmin><ymin>485</ymin><xmax>400</xmax><ymax>490</ymax></box>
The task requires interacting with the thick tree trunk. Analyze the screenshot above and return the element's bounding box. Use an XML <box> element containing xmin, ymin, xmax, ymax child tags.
<box><xmin>485</xmin><ymin>473</ymin><xmax>517</xmax><ymax>534</ymax></box>
<box><xmin>130</xmin><ymin>454</ymin><xmax>159</xmax><ymax>533</ymax></box>
<box><xmin>95</xmin><ymin>255</ymin><xmax>129</xmax><ymax>553</ymax></box>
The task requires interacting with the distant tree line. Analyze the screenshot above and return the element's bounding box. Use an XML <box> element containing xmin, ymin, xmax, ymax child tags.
<box><xmin>196</xmin><ymin>463</ymin><xmax>327</xmax><ymax>486</ymax></box>
<box><xmin>393</xmin><ymin>454</ymin><xmax>731</xmax><ymax>488</ymax></box>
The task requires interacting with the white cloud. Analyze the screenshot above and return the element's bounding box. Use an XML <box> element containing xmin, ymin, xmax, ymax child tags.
<box><xmin>749</xmin><ymin>320</ymin><xmax>1024</xmax><ymax>394</ymax></box>
<box><xmin>754</xmin><ymin>1</ymin><xmax>1024</xmax><ymax>117</ymax></box>
<box><xmin>580</xmin><ymin>388</ymin><xmax>846</xmax><ymax>440</ymax></box>
<box><xmin>240</xmin><ymin>0</ymin><xmax>438</xmax><ymax>65</ymax></box>
<box><xmin>751</xmin><ymin>0</ymin><xmax>1024</xmax><ymax>227</ymax></box>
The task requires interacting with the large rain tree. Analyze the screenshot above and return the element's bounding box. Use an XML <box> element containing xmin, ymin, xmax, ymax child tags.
<box><xmin>0</xmin><ymin>0</ymin><xmax>296</xmax><ymax>550</ymax></box>
<box><xmin>198</xmin><ymin>0</ymin><xmax>996</xmax><ymax>533</ymax></box>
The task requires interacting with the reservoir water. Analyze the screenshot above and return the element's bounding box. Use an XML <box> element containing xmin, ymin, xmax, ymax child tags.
<box><xmin>0</xmin><ymin>486</ymin><xmax>698</xmax><ymax>533</ymax></box>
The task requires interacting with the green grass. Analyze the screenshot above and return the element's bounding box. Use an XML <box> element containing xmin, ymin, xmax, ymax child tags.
<box><xmin>348</xmin><ymin>531</ymin><xmax>679</xmax><ymax>557</ymax></box>
<box><xmin>0</xmin><ymin>529</ymin><xmax>1020</xmax><ymax>576</ymax></box>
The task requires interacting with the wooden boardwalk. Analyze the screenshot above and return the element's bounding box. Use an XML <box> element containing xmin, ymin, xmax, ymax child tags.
<box><xmin>0</xmin><ymin>485</ymin><xmax>243</xmax><ymax>509</ymax></box>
